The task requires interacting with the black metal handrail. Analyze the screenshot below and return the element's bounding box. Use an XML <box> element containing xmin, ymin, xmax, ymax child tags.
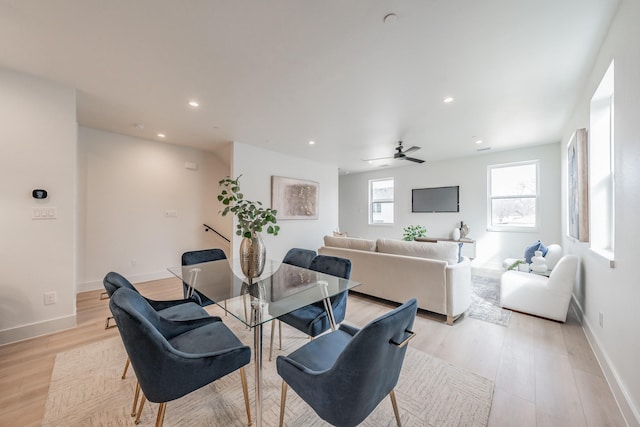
<box><xmin>203</xmin><ymin>223</ymin><xmax>231</xmax><ymax>243</ymax></box>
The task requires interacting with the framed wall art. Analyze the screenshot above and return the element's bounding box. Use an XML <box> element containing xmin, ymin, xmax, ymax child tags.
<box><xmin>271</xmin><ymin>176</ymin><xmax>319</xmax><ymax>220</ymax></box>
<box><xmin>567</xmin><ymin>128</ymin><xmax>589</xmax><ymax>242</ymax></box>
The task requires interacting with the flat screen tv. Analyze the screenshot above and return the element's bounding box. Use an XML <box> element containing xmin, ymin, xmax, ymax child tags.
<box><xmin>412</xmin><ymin>186</ymin><xmax>459</xmax><ymax>213</ymax></box>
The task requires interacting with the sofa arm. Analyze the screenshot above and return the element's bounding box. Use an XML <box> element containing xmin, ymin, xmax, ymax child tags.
<box><xmin>445</xmin><ymin>257</ymin><xmax>472</xmax><ymax>322</ymax></box>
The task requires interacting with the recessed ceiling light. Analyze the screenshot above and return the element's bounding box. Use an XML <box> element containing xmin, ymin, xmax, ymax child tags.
<box><xmin>157</xmin><ymin>133</ymin><xmax>166</xmax><ymax>138</ymax></box>
<box><xmin>308</xmin><ymin>140</ymin><xmax>315</xmax><ymax>145</ymax></box>
<box><xmin>443</xmin><ymin>97</ymin><xmax>454</xmax><ymax>103</ymax></box>
<box><xmin>188</xmin><ymin>100</ymin><xmax>199</xmax><ymax>108</ymax></box>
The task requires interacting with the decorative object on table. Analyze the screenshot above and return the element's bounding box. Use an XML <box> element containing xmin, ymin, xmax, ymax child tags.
<box><xmin>567</xmin><ymin>128</ymin><xmax>589</xmax><ymax>242</ymax></box>
<box><xmin>271</xmin><ymin>176</ymin><xmax>319</xmax><ymax>220</ymax></box>
<box><xmin>524</xmin><ymin>240</ymin><xmax>548</xmax><ymax>264</ymax></box>
<box><xmin>530</xmin><ymin>250</ymin><xmax>548</xmax><ymax>273</ymax></box>
<box><xmin>507</xmin><ymin>259</ymin><xmax>527</xmax><ymax>271</ymax></box>
<box><xmin>460</xmin><ymin>221</ymin><xmax>470</xmax><ymax>239</ymax></box>
<box><xmin>452</xmin><ymin>227</ymin><xmax>461</xmax><ymax>241</ymax></box>
<box><xmin>218</xmin><ymin>175</ymin><xmax>280</xmax><ymax>279</ymax></box>
<box><xmin>402</xmin><ymin>224</ymin><xmax>427</xmax><ymax>241</ymax></box>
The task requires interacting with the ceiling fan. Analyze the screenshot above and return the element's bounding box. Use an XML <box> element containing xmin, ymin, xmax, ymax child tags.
<box><xmin>363</xmin><ymin>141</ymin><xmax>425</xmax><ymax>164</ymax></box>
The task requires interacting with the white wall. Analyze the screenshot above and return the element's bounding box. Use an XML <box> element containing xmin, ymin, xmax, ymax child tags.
<box><xmin>561</xmin><ymin>0</ymin><xmax>640</xmax><ymax>424</ymax></box>
<box><xmin>77</xmin><ymin>127</ymin><xmax>231</xmax><ymax>291</ymax></box>
<box><xmin>0</xmin><ymin>69</ymin><xmax>77</xmax><ymax>344</ymax></box>
<box><xmin>339</xmin><ymin>143</ymin><xmax>561</xmax><ymax>269</ymax></box>
<box><xmin>231</xmin><ymin>142</ymin><xmax>339</xmax><ymax>260</ymax></box>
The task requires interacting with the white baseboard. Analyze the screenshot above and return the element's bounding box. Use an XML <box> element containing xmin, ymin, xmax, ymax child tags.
<box><xmin>0</xmin><ymin>314</ymin><xmax>76</xmax><ymax>346</ymax></box>
<box><xmin>76</xmin><ymin>270</ymin><xmax>174</xmax><ymax>293</ymax></box>
<box><xmin>571</xmin><ymin>295</ymin><xmax>640</xmax><ymax>427</ymax></box>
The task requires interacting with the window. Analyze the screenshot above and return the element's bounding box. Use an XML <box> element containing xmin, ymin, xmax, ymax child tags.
<box><xmin>369</xmin><ymin>178</ymin><xmax>394</xmax><ymax>224</ymax></box>
<box><xmin>589</xmin><ymin>60</ymin><xmax>615</xmax><ymax>258</ymax></box>
<box><xmin>488</xmin><ymin>161</ymin><xmax>538</xmax><ymax>230</ymax></box>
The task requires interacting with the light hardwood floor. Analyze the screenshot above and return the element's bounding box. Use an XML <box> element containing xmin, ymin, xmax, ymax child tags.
<box><xmin>0</xmin><ymin>277</ymin><xmax>627</xmax><ymax>427</ymax></box>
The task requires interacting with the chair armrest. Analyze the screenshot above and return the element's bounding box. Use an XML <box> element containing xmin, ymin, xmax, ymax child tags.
<box><xmin>160</xmin><ymin>315</ymin><xmax>223</xmax><ymax>339</ymax></box>
<box><xmin>147</xmin><ymin>297</ymin><xmax>200</xmax><ymax>311</ymax></box>
<box><xmin>338</xmin><ymin>323</ymin><xmax>360</xmax><ymax>337</ymax></box>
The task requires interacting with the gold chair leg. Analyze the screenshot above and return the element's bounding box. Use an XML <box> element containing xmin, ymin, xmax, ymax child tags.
<box><xmin>389</xmin><ymin>389</ymin><xmax>402</xmax><ymax>427</ymax></box>
<box><xmin>122</xmin><ymin>357</ymin><xmax>130</xmax><ymax>379</ymax></box>
<box><xmin>105</xmin><ymin>316</ymin><xmax>116</xmax><ymax>329</ymax></box>
<box><xmin>240</xmin><ymin>367</ymin><xmax>252</xmax><ymax>426</ymax></box>
<box><xmin>155</xmin><ymin>402</ymin><xmax>167</xmax><ymax>427</ymax></box>
<box><xmin>135</xmin><ymin>394</ymin><xmax>146</xmax><ymax>425</ymax></box>
<box><xmin>131</xmin><ymin>381</ymin><xmax>141</xmax><ymax>416</ymax></box>
<box><xmin>279</xmin><ymin>381</ymin><xmax>288</xmax><ymax>427</ymax></box>
<box><xmin>269</xmin><ymin>321</ymin><xmax>276</xmax><ymax>361</ymax></box>
<box><xmin>278</xmin><ymin>320</ymin><xmax>282</xmax><ymax>350</ymax></box>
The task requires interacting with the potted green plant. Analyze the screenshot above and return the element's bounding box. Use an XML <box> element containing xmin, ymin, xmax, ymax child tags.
<box><xmin>402</xmin><ymin>225</ymin><xmax>427</xmax><ymax>241</ymax></box>
<box><xmin>218</xmin><ymin>175</ymin><xmax>280</xmax><ymax>278</ymax></box>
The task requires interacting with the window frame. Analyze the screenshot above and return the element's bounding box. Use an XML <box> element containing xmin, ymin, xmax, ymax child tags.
<box><xmin>588</xmin><ymin>60</ymin><xmax>615</xmax><ymax>262</ymax></box>
<box><xmin>487</xmin><ymin>160</ymin><xmax>540</xmax><ymax>232</ymax></box>
<box><xmin>368</xmin><ymin>177</ymin><xmax>394</xmax><ymax>225</ymax></box>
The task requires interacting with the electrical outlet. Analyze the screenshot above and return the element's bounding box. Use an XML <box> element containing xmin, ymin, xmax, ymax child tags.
<box><xmin>164</xmin><ymin>210</ymin><xmax>178</xmax><ymax>217</ymax></box>
<box><xmin>599</xmin><ymin>312</ymin><xmax>604</xmax><ymax>328</ymax></box>
<box><xmin>44</xmin><ymin>291</ymin><xmax>57</xmax><ymax>305</ymax></box>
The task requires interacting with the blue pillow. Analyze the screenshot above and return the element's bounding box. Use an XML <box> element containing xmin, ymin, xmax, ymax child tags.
<box><xmin>524</xmin><ymin>240</ymin><xmax>548</xmax><ymax>264</ymax></box>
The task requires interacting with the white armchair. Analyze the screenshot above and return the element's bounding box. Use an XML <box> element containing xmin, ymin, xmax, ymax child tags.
<box><xmin>500</xmin><ymin>255</ymin><xmax>579</xmax><ymax>322</ymax></box>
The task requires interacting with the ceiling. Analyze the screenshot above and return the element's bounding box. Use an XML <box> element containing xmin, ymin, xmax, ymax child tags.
<box><xmin>0</xmin><ymin>0</ymin><xmax>620</xmax><ymax>174</ymax></box>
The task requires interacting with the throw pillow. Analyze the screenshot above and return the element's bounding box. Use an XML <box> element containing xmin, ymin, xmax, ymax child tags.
<box><xmin>524</xmin><ymin>240</ymin><xmax>548</xmax><ymax>264</ymax></box>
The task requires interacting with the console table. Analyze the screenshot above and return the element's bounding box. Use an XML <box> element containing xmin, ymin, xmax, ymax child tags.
<box><xmin>415</xmin><ymin>237</ymin><xmax>476</xmax><ymax>259</ymax></box>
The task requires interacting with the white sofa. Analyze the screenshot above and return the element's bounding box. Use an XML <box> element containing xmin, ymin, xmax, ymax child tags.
<box><xmin>500</xmin><ymin>255</ymin><xmax>579</xmax><ymax>322</ymax></box>
<box><xmin>319</xmin><ymin>236</ymin><xmax>472</xmax><ymax>324</ymax></box>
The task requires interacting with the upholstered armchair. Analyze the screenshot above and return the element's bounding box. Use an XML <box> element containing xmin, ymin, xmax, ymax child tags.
<box><xmin>276</xmin><ymin>298</ymin><xmax>418</xmax><ymax>427</ymax></box>
<box><xmin>270</xmin><ymin>255</ymin><xmax>351</xmax><ymax>360</ymax></box>
<box><xmin>109</xmin><ymin>287</ymin><xmax>252</xmax><ymax>427</ymax></box>
<box><xmin>181</xmin><ymin>248</ymin><xmax>227</xmax><ymax>306</ymax></box>
<box><xmin>282</xmin><ymin>247</ymin><xmax>317</xmax><ymax>269</ymax></box>
<box><xmin>102</xmin><ymin>271</ymin><xmax>209</xmax><ymax>379</ymax></box>
<box><xmin>500</xmin><ymin>255</ymin><xmax>579</xmax><ymax>322</ymax></box>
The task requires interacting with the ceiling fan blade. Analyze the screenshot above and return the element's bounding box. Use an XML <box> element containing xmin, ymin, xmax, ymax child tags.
<box><xmin>402</xmin><ymin>146</ymin><xmax>421</xmax><ymax>154</ymax></box>
<box><xmin>362</xmin><ymin>155</ymin><xmax>393</xmax><ymax>162</ymax></box>
<box><xmin>405</xmin><ymin>157</ymin><xmax>425</xmax><ymax>164</ymax></box>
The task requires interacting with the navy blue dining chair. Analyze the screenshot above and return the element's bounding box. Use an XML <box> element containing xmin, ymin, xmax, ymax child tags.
<box><xmin>269</xmin><ymin>248</ymin><xmax>317</xmax><ymax>359</ymax></box>
<box><xmin>109</xmin><ymin>287</ymin><xmax>252</xmax><ymax>427</ymax></box>
<box><xmin>282</xmin><ymin>247</ymin><xmax>317</xmax><ymax>269</ymax></box>
<box><xmin>181</xmin><ymin>248</ymin><xmax>227</xmax><ymax>306</ymax></box>
<box><xmin>276</xmin><ymin>298</ymin><xmax>418</xmax><ymax>427</ymax></box>
<box><xmin>270</xmin><ymin>254</ymin><xmax>351</xmax><ymax>361</ymax></box>
<box><xmin>103</xmin><ymin>271</ymin><xmax>209</xmax><ymax>379</ymax></box>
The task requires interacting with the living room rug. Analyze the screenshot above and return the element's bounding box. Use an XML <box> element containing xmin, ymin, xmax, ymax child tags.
<box><xmin>468</xmin><ymin>275</ymin><xmax>511</xmax><ymax>327</ymax></box>
<box><xmin>42</xmin><ymin>325</ymin><xmax>494</xmax><ymax>427</ymax></box>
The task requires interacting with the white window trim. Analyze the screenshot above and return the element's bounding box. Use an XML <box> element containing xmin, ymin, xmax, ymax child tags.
<box><xmin>368</xmin><ymin>177</ymin><xmax>394</xmax><ymax>225</ymax></box>
<box><xmin>486</xmin><ymin>160</ymin><xmax>540</xmax><ymax>232</ymax></box>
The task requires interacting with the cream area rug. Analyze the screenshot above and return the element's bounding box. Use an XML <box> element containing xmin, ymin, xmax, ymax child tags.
<box><xmin>43</xmin><ymin>324</ymin><xmax>494</xmax><ymax>427</ymax></box>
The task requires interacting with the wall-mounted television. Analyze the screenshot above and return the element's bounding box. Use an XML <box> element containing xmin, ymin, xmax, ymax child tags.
<box><xmin>412</xmin><ymin>186</ymin><xmax>459</xmax><ymax>213</ymax></box>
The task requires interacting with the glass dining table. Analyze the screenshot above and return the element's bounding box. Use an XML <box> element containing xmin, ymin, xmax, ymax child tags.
<box><xmin>168</xmin><ymin>258</ymin><xmax>360</xmax><ymax>427</ymax></box>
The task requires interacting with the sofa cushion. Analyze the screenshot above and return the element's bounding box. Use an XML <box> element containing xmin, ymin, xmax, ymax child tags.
<box><xmin>376</xmin><ymin>239</ymin><xmax>459</xmax><ymax>265</ymax></box>
<box><xmin>323</xmin><ymin>236</ymin><xmax>377</xmax><ymax>252</ymax></box>
<box><xmin>524</xmin><ymin>240</ymin><xmax>548</xmax><ymax>264</ymax></box>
